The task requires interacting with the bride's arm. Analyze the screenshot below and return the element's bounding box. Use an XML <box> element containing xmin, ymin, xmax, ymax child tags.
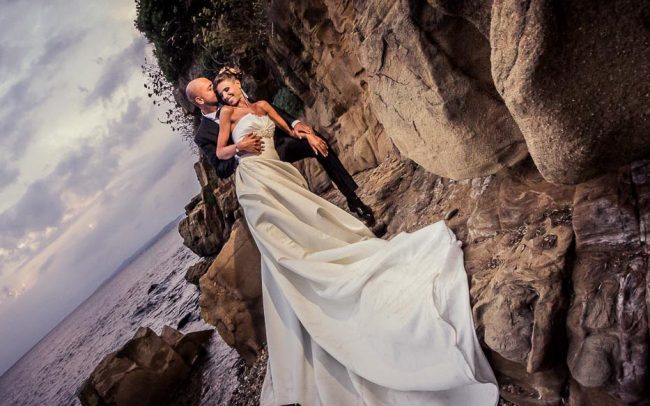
<box><xmin>257</xmin><ymin>100</ymin><xmax>297</xmax><ymax>138</ymax></box>
<box><xmin>216</xmin><ymin>107</ymin><xmax>239</xmax><ymax>160</ymax></box>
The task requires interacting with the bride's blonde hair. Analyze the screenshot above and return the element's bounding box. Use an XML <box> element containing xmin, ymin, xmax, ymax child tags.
<box><xmin>214</xmin><ymin>66</ymin><xmax>243</xmax><ymax>86</ymax></box>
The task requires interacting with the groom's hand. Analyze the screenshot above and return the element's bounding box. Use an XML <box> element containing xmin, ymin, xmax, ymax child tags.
<box><xmin>294</xmin><ymin>122</ymin><xmax>328</xmax><ymax>157</ymax></box>
<box><xmin>294</xmin><ymin>122</ymin><xmax>314</xmax><ymax>139</ymax></box>
<box><xmin>236</xmin><ymin>133</ymin><xmax>263</xmax><ymax>155</ymax></box>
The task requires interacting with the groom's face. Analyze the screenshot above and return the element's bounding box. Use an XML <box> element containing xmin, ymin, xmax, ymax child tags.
<box><xmin>195</xmin><ymin>79</ymin><xmax>219</xmax><ymax>107</ymax></box>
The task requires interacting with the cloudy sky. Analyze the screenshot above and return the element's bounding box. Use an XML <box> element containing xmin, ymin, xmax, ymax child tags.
<box><xmin>0</xmin><ymin>1</ymin><xmax>200</xmax><ymax>374</ymax></box>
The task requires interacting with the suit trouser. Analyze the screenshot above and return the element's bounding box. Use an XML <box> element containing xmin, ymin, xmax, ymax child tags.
<box><xmin>274</xmin><ymin>133</ymin><xmax>358</xmax><ymax>198</ymax></box>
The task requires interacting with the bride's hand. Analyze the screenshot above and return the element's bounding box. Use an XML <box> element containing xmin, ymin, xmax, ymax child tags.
<box><xmin>306</xmin><ymin>133</ymin><xmax>328</xmax><ymax>157</ymax></box>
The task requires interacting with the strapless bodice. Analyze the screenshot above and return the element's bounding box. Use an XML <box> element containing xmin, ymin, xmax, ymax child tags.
<box><xmin>232</xmin><ymin>113</ymin><xmax>279</xmax><ymax>160</ymax></box>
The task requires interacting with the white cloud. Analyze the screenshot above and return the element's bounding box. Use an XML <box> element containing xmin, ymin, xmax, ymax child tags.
<box><xmin>0</xmin><ymin>0</ymin><xmax>202</xmax><ymax>374</ymax></box>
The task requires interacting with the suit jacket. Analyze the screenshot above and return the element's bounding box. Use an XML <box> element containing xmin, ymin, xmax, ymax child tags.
<box><xmin>194</xmin><ymin>103</ymin><xmax>298</xmax><ymax>178</ymax></box>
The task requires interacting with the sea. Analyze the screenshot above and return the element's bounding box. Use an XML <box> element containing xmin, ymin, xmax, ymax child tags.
<box><xmin>0</xmin><ymin>215</ymin><xmax>240</xmax><ymax>405</ymax></box>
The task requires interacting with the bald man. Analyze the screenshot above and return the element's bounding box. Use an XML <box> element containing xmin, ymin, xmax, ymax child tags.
<box><xmin>186</xmin><ymin>77</ymin><xmax>375</xmax><ymax>226</ymax></box>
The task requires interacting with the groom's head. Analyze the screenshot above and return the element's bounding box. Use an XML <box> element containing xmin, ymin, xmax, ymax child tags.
<box><xmin>185</xmin><ymin>78</ymin><xmax>220</xmax><ymax>112</ymax></box>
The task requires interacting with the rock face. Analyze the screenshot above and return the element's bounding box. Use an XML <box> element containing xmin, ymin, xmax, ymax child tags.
<box><xmin>268</xmin><ymin>0</ymin><xmax>529</xmax><ymax>180</ymax></box>
<box><xmin>178</xmin><ymin>157</ymin><xmax>240</xmax><ymax>256</ymax></box>
<box><xmin>174</xmin><ymin>1</ymin><xmax>650</xmax><ymax>403</ymax></box>
<box><xmin>490</xmin><ymin>0</ymin><xmax>650</xmax><ymax>184</ymax></box>
<box><xmin>198</xmin><ymin>218</ymin><xmax>265</xmax><ymax>365</ymax></box>
<box><xmin>267</xmin><ymin>0</ymin><xmax>650</xmax><ymax>185</ymax></box>
<box><xmin>567</xmin><ymin>161</ymin><xmax>650</xmax><ymax>405</ymax></box>
<box><xmin>465</xmin><ymin>160</ymin><xmax>575</xmax><ymax>405</ymax></box>
<box><xmin>185</xmin><ymin>258</ymin><xmax>213</xmax><ymax>286</ymax></box>
<box><xmin>78</xmin><ymin>326</ymin><xmax>213</xmax><ymax>406</ymax></box>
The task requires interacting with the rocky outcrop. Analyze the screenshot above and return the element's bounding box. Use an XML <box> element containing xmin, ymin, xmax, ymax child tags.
<box><xmin>185</xmin><ymin>258</ymin><xmax>213</xmax><ymax>286</ymax></box>
<box><xmin>567</xmin><ymin>161</ymin><xmax>650</xmax><ymax>405</ymax></box>
<box><xmin>267</xmin><ymin>0</ymin><xmax>650</xmax><ymax>185</ymax></box>
<box><xmin>78</xmin><ymin>326</ymin><xmax>212</xmax><ymax>406</ymax></box>
<box><xmin>464</xmin><ymin>160</ymin><xmax>575</xmax><ymax>405</ymax></box>
<box><xmin>267</xmin><ymin>0</ymin><xmax>529</xmax><ymax>180</ymax></box>
<box><xmin>198</xmin><ymin>219</ymin><xmax>265</xmax><ymax>365</ymax></box>
<box><xmin>178</xmin><ymin>157</ymin><xmax>240</xmax><ymax>256</ymax></box>
<box><xmin>173</xmin><ymin>1</ymin><xmax>650</xmax><ymax>404</ymax></box>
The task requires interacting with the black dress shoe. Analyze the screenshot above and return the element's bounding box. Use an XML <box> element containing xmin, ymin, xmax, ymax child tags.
<box><xmin>347</xmin><ymin>196</ymin><xmax>375</xmax><ymax>227</ymax></box>
<box><xmin>371</xmin><ymin>221</ymin><xmax>387</xmax><ymax>238</ymax></box>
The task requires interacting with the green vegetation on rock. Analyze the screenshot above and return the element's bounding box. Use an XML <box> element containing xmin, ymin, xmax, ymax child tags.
<box><xmin>135</xmin><ymin>0</ymin><xmax>270</xmax><ymax>83</ymax></box>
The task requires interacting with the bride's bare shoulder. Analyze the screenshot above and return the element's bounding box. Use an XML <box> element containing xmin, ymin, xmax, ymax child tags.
<box><xmin>219</xmin><ymin>105</ymin><xmax>234</xmax><ymax>119</ymax></box>
<box><xmin>254</xmin><ymin>100</ymin><xmax>271</xmax><ymax>111</ymax></box>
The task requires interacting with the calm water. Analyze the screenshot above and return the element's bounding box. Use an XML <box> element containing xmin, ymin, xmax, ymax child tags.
<box><xmin>0</xmin><ymin>217</ymin><xmax>240</xmax><ymax>406</ymax></box>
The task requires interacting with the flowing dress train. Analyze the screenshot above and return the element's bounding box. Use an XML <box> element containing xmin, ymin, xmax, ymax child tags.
<box><xmin>231</xmin><ymin>112</ymin><xmax>499</xmax><ymax>405</ymax></box>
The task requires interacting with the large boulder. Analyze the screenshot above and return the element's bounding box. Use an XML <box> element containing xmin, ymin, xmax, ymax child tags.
<box><xmin>357</xmin><ymin>0</ymin><xmax>529</xmax><ymax>179</ymax></box>
<box><xmin>268</xmin><ymin>0</ymin><xmax>529</xmax><ymax>181</ymax></box>
<box><xmin>77</xmin><ymin>326</ymin><xmax>212</xmax><ymax>406</ymax></box>
<box><xmin>490</xmin><ymin>0</ymin><xmax>650</xmax><ymax>184</ymax></box>
<box><xmin>199</xmin><ymin>218</ymin><xmax>265</xmax><ymax>365</ymax></box>
<box><xmin>268</xmin><ymin>0</ymin><xmax>650</xmax><ymax>185</ymax></box>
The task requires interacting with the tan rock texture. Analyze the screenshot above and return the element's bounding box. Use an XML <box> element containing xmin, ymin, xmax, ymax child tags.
<box><xmin>198</xmin><ymin>218</ymin><xmax>265</xmax><ymax>365</ymax></box>
<box><xmin>567</xmin><ymin>161</ymin><xmax>650</xmax><ymax>404</ymax></box>
<box><xmin>78</xmin><ymin>326</ymin><xmax>212</xmax><ymax>406</ymax></box>
<box><xmin>178</xmin><ymin>157</ymin><xmax>240</xmax><ymax>257</ymax></box>
<box><xmin>268</xmin><ymin>0</ymin><xmax>529</xmax><ymax>180</ymax></box>
<box><xmin>490</xmin><ymin>0</ymin><xmax>650</xmax><ymax>184</ymax></box>
<box><xmin>465</xmin><ymin>160</ymin><xmax>575</xmax><ymax>405</ymax></box>
<box><xmin>267</xmin><ymin>0</ymin><xmax>650</xmax><ymax>185</ymax></box>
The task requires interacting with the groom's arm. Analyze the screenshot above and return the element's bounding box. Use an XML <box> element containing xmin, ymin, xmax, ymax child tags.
<box><xmin>195</xmin><ymin>137</ymin><xmax>237</xmax><ymax>179</ymax></box>
<box><xmin>196</xmin><ymin>122</ymin><xmax>237</xmax><ymax>179</ymax></box>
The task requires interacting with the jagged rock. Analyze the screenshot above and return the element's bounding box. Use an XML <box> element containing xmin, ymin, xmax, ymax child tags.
<box><xmin>268</xmin><ymin>0</ymin><xmax>528</xmax><ymax>181</ymax></box>
<box><xmin>490</xmin><ymin>0</ymin><xmax>650</xmax><ymax>184</ymax></box>
<box><xmin>267</xmin><ymin>0</ymin><xmax>399</xmax><ymax>182</ymax></box>
<box><xmin>268</xmin><ymin>0</ymin><xmax>650</xmax><ymax>185</ymax></box>
<box><xmin>78</xmin><ymin>326</ymin><xmax>212</xmax><ymax>406</ymax></box>
<box><xmin>185</xmin><ymin>258</ymin><xmax>213</xmax><ymax>286</ymax></box>
<box><xmin>567</xmin><ymin>161</ymin><xmax>650</xmax><ymax>404</ymax></box>
<box><xmin>199</xmin><ymin>218</ymin><xmax>265</xmax><ymax>365</ymax></box>
<box><xmin>465</xmin><ymin>159</ymin><xmax>575</xmax><ymax>405</ymax></box>
<box><xmin>178</xmin><ymin>157</ymin><xmax>239</xmax><ymax>257</ymax></box>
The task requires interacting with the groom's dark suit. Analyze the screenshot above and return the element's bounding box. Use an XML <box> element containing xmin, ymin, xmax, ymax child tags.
<box><xmin>194</xmin><ymin>104</ymin><xmax>359</xmax><ymax>198</ymax></box>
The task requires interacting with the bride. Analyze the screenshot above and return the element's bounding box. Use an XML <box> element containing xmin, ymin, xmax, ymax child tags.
<box><xmin>214</xmin><ymin>67</ymin><xmax>499</xmax><ymax>405</ymax></box>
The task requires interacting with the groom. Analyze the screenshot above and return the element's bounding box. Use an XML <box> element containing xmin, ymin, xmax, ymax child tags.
<box><xmin>185</xmin><ymin>77</ymin><xmax>375</xmax><ymax>226</ymax></box>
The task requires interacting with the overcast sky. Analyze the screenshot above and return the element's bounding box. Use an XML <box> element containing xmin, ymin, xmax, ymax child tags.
<box><xmin>0</xmin><ymin>0</ymin><xmax>200</xmax><ymax>374</ymax></box>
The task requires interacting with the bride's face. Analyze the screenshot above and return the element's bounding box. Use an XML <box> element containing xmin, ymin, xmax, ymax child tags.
<box><xmin>216</xmin><ymin>78</ymin><xmax>242</xmax><ymax>106</ymax></box>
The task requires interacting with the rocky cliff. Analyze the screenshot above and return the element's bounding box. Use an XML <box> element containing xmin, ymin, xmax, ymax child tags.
<box><xmin>178</xmin><ymin>1</ymin><xmax>650</xmax><ymax>404</ymax></box>
<box><xmin>266</xmin><ymin>0</ymin><xmax>650</xmax><ymax>185</ymax></box>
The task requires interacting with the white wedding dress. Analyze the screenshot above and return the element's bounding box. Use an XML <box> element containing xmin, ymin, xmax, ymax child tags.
<box><xmin>231</xmin><ymin>112</ymin><xmax>499</xmax><ymax>405</ymax></box>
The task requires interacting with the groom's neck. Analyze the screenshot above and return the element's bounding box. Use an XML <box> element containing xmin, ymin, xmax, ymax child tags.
<box><xmin>201</xmin><ymin>105</ymin><xmax>218</xmax><ymax>115</ymax></box>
